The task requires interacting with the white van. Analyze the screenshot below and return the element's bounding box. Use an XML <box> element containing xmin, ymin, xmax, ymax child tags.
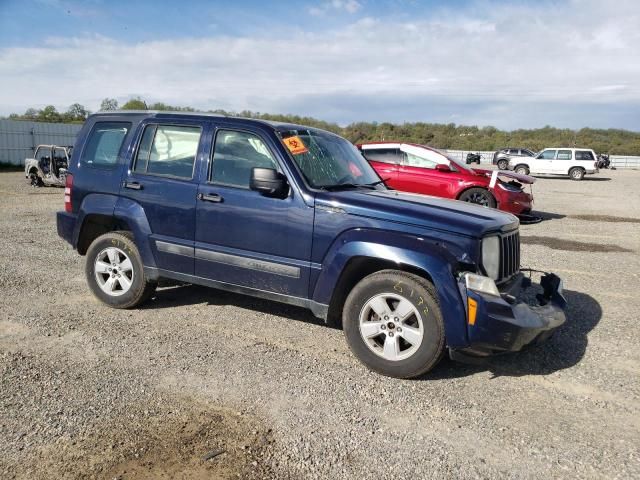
<box><xmin>508</xmin><ymin>148</ymin><xmax>598</xmax><ymax>180</ymax></box>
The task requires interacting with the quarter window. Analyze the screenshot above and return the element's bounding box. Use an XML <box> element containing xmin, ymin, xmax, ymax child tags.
<box><xmin>210</xmin><ymin>130</ymin><xmax>278</xmax><ymax>188</ymax></box>
<box><xmin>81</xmin><ymin>122</ymin><xmax>130</xmax><ymax>167</ymax></box>
<box><xmin>134</xmin><ymin>124</ymin><xmax>201</xmax><ymax>179</ymax></box>
<box><xmin>575</xmin><ymin>150</ymin><xmax>595</xmax><ymax>160</ymax></box>
<box><xmin>557</xmin><ymin>150</ymin><xmax>572</xmax><ymax>160</ymax></box>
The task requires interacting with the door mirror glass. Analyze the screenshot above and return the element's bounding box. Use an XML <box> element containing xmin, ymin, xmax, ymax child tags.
<box><xmin>250</xmin><ymin>168</ymin><xmax>289</xmax><ymax>198</ymax></box>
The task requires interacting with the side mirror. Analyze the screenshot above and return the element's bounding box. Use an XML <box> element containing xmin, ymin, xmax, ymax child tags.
<box><xmin>435</xmin><ymin>164</ymin><xmax>451</xmax><ymax>172</ymax></box>
<box><xmin>250</xmin><ymin>168</ymin><xmax>289</xmax><ymax>198</ymax></box>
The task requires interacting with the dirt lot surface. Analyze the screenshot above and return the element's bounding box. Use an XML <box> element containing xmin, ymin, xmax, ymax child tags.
<box><xmin>1</xmin><ymin>169</ymin><xmax>639</xmax><ymax>479</ymax></box>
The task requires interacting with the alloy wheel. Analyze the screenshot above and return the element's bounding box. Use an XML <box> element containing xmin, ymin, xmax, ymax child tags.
<box><xmin>94</xmin><ymin>247</ymin><xmax>134</xmax><ymax>297</ymax></box>
<box><xmin>358</xmin><ymin>293</ymin><xmax>424</xmax><ymax>361</ymax></box>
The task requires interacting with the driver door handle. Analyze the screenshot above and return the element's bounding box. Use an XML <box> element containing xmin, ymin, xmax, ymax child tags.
<box><xmin>198</xmin><ymin>192</ymin><xmax>223</xmax><ymax>203</ymax></box>
<box><xmin>124</xmin><ymin>181</ymin><xmax>142</xmax><ymax>190</ymax></box>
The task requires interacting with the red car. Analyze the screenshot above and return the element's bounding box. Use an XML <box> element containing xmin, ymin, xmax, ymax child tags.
<box><xmin>358</xmin><ymin>142</ymin><xmax>535</xmax><ymax>215</ymax></box>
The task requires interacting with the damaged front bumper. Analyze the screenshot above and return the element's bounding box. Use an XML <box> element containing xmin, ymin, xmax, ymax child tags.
<box><xmin>451</xmin><ymin>271</ymin><xmax>567</xmax><ymax>362</ymax></box>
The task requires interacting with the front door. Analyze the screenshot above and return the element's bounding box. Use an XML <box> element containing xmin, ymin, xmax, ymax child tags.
<box><xmin>194</xmin><ymin>125</ymin><xmax>313</xmax><ymax>299</ymax></box>
<box><xmin>397</xmin><ymin>152</ymin><xmax>456</xmax><ymax>198</ymax></box>
<box><xmin>531</xmin><ymin>149</ymin><xmax>556</xmax><ymax>174</ymax></box>
<box><xmin>120</xmin><ymin>121</ymin><xmax>206</xmax><ymax>274</ymax></box>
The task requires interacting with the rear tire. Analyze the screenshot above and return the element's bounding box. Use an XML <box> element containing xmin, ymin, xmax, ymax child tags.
<box><xmin>458</xmin><ymin>188</ymin><xmax>497</xmax><ymax>208</ymax></box>
<box><xmin>342</xmin><ymin>270</ymin><xmax>445</xmax><ymax>379</ymax></box>
<box><xmin>569</xmin><ymin>167</ymin><xmax>585</xmax><ymax>180</ymax></box>
<box><xmin>514</xmin><ymin>165</ymin><xmax>529</xmax><ymax>175</ymax></box>
<box><xmin>497</xmin><ymin>159</ymin><xmax>509</xmax><ymax>170</ymax></box>
<box><xmin>85</xmin><ymin>231</ymin><xmax>157</xmax><ymax>309</ymax></box>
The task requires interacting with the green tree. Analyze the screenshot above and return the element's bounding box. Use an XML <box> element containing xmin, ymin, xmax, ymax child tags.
<box><xmin>100</xmin><ymin>98</ymin><xmax>119</xmax><ymax>111</ymax></box>
<box><xmin>38</xmin><ymin>105</ymin><xmax>62</xmax><ymax>123</ymax></box>
<box><xmin>121</xmin><ymin>97</ymin><xmax>147</xmax><ymax>110</ymax></box>
<box><xmin>64</xmin><ymin>103</ymin><xmax>89</xmax><ymax>122</ymax></box>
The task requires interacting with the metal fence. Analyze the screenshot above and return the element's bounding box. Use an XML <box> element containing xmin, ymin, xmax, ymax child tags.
<box><xmin>444</xmin><ymin>149</ymin><xmax>640</xmax><ymax>170</ymax></box>
<box><xmin>0</xmin><ymin>120</ymin><xmax>82</xmax><ymax>166</ymax></box>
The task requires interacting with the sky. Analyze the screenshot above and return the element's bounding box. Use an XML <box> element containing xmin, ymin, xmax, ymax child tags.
<box><xmin>1</xmin><ymin>0</ymin><xmax>639</xmax><ymax>130</ymax></box>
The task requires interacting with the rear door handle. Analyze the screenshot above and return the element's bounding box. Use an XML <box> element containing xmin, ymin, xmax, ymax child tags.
<box><xmin>124</xmin><ymin>181</ymin><xmax>142</xmax><ymax>190</ymax></box>
<box><xmin>198</xmin><ymin>192</ymin><xmax>223</xmax><ymax>203</ymax></box>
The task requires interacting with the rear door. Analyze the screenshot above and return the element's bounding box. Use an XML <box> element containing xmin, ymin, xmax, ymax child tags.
<box><xmin>360</xmin><ymin>147</ymin><xmax>400</xmax><ymax>188</ymax></box>
<box><xmin>194</xmin><ymin>124</ymin><xmax>313</xmax><ymax>299</ymax></box>
<box><xmin>551</xmin><ymin>149</ymin><xmax>573</xmax><ymax>174</ymax></box>
<box><xmin>120</xmin><ymin>120</ymin><xmax>207</xmax><ymax>274</ymax></box>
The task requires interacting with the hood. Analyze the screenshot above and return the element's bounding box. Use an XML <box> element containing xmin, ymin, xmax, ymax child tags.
<box><xmin>471</xmin><ymin>168</ymin><xmax>535</xmax><ymax>184</ymax></box>
<box><xmin>315</xmin><ymin>189</ymin><xmax>519</xmax><ymax>238</ymax></box>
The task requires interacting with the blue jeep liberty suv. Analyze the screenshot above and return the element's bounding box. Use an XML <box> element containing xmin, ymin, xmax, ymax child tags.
<box><xmin>57</xmin><ymin>111</ymin><xmax>567</xmax><ymax>378</ymax></box>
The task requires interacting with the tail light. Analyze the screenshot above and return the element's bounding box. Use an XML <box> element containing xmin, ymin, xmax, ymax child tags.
<box><xmin>64</xmin><ymin>174</ymin><xmax>73</xmax><ymax>212</ymax></box>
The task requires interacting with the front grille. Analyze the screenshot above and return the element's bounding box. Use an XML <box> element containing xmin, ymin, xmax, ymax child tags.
<box><xmin>499</xmin><ymin>230</ymin><xmax>520</xmax><ymax>281</ymax></box>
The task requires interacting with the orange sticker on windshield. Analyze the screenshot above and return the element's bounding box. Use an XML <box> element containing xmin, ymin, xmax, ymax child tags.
<box><xmin>283</xmin><ymin>136</ymin><xmax>309</xmax><ymax>155</ymax></box>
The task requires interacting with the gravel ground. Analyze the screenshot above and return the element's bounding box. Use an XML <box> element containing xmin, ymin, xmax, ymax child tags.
<box><xmin>1</xmin><ymin>169</ymin><xmax>639</xmax><ymax>479</ymax></box>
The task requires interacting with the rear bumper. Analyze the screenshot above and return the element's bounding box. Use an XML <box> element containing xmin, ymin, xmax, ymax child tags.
<box><xmin>452</xmin><ymin>272</ymin><xmax>566</xmax><ymax>359</ymax></box>
<box><xmin>56</xmin><ymin>211</ymin><xmax>76</xmax><ymax>247</ymax></box>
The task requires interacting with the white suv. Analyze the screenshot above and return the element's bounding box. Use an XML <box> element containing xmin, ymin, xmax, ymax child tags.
<box><xmin>509</xmin><ymin>148</ymin><xmax>598</xmax><ymax>180</ymax></box>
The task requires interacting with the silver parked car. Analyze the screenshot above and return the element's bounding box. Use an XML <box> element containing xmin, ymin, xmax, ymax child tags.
<box><xmin>492</xmin><ymin>147</ymin><xmax>536</xmax><ymax>170</ymax></box>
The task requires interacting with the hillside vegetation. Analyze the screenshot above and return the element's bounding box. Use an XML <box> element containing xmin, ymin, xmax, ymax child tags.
<box><xmin>6</xmin><ymin>99</ymin><xmax>640</xmax><ymax>155</ymax></box>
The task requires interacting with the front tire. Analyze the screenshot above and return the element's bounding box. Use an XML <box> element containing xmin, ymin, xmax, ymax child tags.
<box><xmin>569</xmin><ymin>167</ymin><xmax>585</xmax><ymax>180</ymax></box>
<box><xmin>514</xmin><ymin>165</ymin><xmax>530</xmax><ymax>175</ymax></box>
<box><xmin>85</xmin><ymin>231</ymin><xmax>156</xmax><ymax>309</ymax></box>
<box><xmin>458</xmin><ymin>187</ymin><xmax>497</xmax><ymax>208</ymax></box>
<box><xmin>342</xmin><ymin>270</ymin><xmax>445</xmax><ymax>378</ymax></box>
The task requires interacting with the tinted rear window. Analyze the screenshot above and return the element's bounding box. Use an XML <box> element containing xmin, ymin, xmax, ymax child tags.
<box><xmin>81</xmin><ymin>122</ymin><xmax>130</xmax><ymax>168</ymax></box>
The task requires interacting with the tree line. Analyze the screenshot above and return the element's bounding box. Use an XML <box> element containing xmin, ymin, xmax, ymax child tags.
<box><xmin>5</xmin><ymin>98</ymin><xmax>640</xmax><ymax>155</ymax></box>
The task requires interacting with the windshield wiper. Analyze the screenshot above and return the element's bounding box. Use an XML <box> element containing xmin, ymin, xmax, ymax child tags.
<box><xmin>318</xmin><ymin>179</ymin><xmax>387</xmax><ymax>191</ymax></box>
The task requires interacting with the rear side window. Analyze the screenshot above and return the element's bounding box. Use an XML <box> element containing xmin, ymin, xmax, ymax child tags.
<box><xmin>81</xmin><ymin>122</ymin><xmax>130</xmax><ymax>167</ymax></box>
<box><xmin>557</xmin><ymin>150</ymin><xmax>572</xmax><ymax>160</ymax></box>
<box><xmin>362</xmin><ymin>148</ymin><xmax>401</xmax><ymax>164</ymax></box>
<box><xmin>134</xmin><ymin>124</ymin><xmax>201</xmax><ymax>179</ymax></box>
<box><xmin>575</xmin><ymin>150</ymin><xmax>595</xmax><ymax>160</ymax></box>
<box><xmin>210</xmin><ymin>130</ymin><xmax>278</xmax><ymax>188</ymax></box>
<box><xmin>35</xmin><ymin>146</ymin><xmax>51</xmax><ymax>163</ymax></box>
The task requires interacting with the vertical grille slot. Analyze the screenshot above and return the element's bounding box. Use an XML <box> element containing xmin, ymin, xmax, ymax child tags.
<box><xmin>499</xmin><ymin>231</ymin><xmax>520</xmax><ymax>281</ymax></box>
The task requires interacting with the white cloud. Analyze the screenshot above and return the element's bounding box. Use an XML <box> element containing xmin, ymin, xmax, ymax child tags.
<box><xmin>1</xmin><ymin>0</ymin><xmax>639</xmax><ymax>129</ymax></box>
<box><xmin>309</xmin><ymin>0</ymin><xmax>362</xmax><ymax>16</ymax></box>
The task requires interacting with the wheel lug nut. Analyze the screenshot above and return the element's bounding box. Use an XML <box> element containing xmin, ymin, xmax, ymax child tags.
<box><xmin>394</xmin><ymin>317</ymin><xmax>399</xmax><ymax>322</ymax></box>
<box><xmin>397</xmin><ymin>327</ymin><xmax>402</xmax><ymax>332</ymax></box>
<box><xmin>380</xmin><ymin>325</ymin><xmax>386</xmax><ymax>330</ymax></box>
<box><xmin>384</xmin><ymin>316</ymin><xmax>389</xmax><ymax>320</ymax></box>
<box><xmin>389</xmin><ymin>332</ymin><xmax>394</xmax><ymax>337</ymax></box>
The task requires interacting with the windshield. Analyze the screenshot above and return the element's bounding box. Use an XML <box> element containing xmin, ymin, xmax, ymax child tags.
<box><xmin>281</xmin><ymin>129</ymin><xmax>383</xmax><ymax>189</ymax></box>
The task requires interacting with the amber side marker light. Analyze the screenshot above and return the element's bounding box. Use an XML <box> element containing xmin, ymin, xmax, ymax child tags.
<box><xmin>468</xmin><ymin>298</ymin><xmax>478</xmax><ymax>325</ymax></box>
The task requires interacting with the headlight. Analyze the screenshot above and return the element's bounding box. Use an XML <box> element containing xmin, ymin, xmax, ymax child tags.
<box><xmin>481</xmin><ymin>236</ymin><xmax>500</xmax><ymax>280</ymax></box>
<box><xmin>463</xmin><ymin>272</ymin><xmax>500</xmax><ymax>296</ymax></box>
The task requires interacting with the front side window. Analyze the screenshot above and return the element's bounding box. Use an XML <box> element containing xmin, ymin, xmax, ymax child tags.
<box><xmin>538</xmin><ymin>150</ymin><xmax>557</xmax><ymax>159</ymax></box>
<box><xmin>210</xmin><ymin>130</ymin><xmax>278</xmax><ymax>188</ymax></box>
<box><xmin>134</xmin><ymin>124</ymin><xmax>200</xmax><ymax>178</ymax></box>
<box><xmin>81</xmin><ymin>122</ymin><xmax>130</xmax><ymax>167</ymax></box>
<box><xmin>405</xmin><ymin>152</ymin><xmax>438</xmax><ymax>169</ymax></box>
<box><xmin>557</xmin><ymin>150</ymin><xmax>572</xmax><ymax>160</ymax></box>
<box><xmin>362</xmin><ymin>148</ymin><xmax>401</xmax><ymax>164</ymax></box>
<box><xmin>575</xmin><ymin>150</ymin><xmax>595</xmax><ymax>160</ymax></box>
